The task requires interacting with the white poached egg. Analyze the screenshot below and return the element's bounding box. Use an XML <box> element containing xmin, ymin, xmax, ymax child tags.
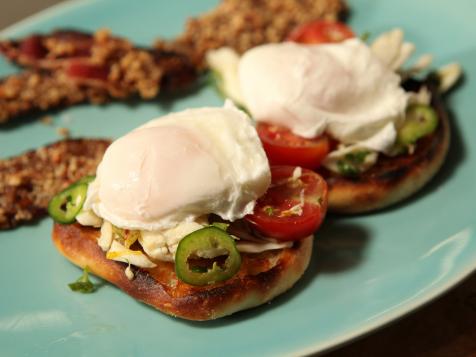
<box><xmin>85</xmin><ymin>101</ymin><xmax>271</xmax><ymax>232</ymax></box>
<box><xmin>238</xmin><ymin>39</ymin><xmax>409</xmax><ymax>153</ymax></box>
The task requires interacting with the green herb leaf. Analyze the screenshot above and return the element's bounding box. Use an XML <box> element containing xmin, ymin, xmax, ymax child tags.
<box><xmin>264</xmin><ymin>206</ymin><xmax>275</xmax><ymax>216</ymax></box>
<box><xmin>337</xmin><ymin>150</ymin><xmax>370</xmax><ymax>177</ymax></box>
<box><xmin>344</xmin><ymin>150</ymin><xmax>369</xmax><ymax>164</ymax></box>
<box><xmin>68</xmin><ymin>266</ymin><xmax>95</xmax><ymax>294</ymax></box>
<box><xmin>337</xmin><ymin>160</ymin><xmax>359</xmax><ymax>177</ymax></box>
<box><xmin>360</xmin><ymin>31</ymin><xmax>371</xmax><ymax>42</ymax></box>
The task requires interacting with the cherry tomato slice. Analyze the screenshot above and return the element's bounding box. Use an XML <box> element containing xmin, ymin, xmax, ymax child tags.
<box><xmin>245</xmin><ymin>166</ymin><xmax>328</xmax><ymax>241</ymax></box>
<box><xmin>287</xmin><ymin>20</ymin><xmax>354</xmax><ymax>44</ymax></box>
<box><xmin>257</xmin><ymin>122</ymin><xmax>330</xmax><ymax>170</ymax></box>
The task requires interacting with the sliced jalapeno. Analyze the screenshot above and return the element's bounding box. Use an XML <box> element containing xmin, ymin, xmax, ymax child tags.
<box><xmin>175</xmin><ymin>227</ymin><xmax>241</xmax><ymax>286</ymax></box>
<box><xmin>397</xmin><ymin>104</ymin><xmax>438</xmax><ymax>146</ymax></box>
<box><xmin>76</xmin><ymin>175</ymin><xmax>96</xmax><ymax>185</ymax></box>
<box><xmin>48</xmin><ymin>183</ymin><xmax>88</xmax><ymax>224</ymax></box>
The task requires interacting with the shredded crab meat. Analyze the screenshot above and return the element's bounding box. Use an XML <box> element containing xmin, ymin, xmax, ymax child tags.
<box><xmin>370</xmin><ymin>28</ymin><xmax>432</xmax><ymax>75</ymax></box>
<box><xmin>409</xmin><ymin>86</ymin><xmax>432</xmax><ymax>106</ymax></box>
<box><xmin>291</xmin><ymin>166</ymin><xmax>302</xmax><ymax>181</ymax></box>
<box><xmin>436</xmin><ymin>63</ymin><xmax>462</xmax><ymax>93</ymax></box>
<box><xmin>94</xmin><ymin>215</ymin><xmax>299</xmax><ymax>274</ymax></box>
<box><xmin>98</xmin><ymin>221</ymin><xmax>113</xmax><ymax>251</ymax></box>
<box><xmin>280</xmin><ymin>189</ymin><xmax>305</xmax><ymax>217</ymax></box>
<box><xmin>106</xmin><ymin>240</ymin><xmax>156</xmax><ymax>268</ymax></box>
<box><xmin>76</xmin><ymin>209</ymin><xmax>102</xmax><ymax>227</ymax></box>
<box><xmin>125</xmin><ymin>265</ymin><xmax>134</xmax><ymax>280</ymax></box>
<box><xmin>236</xmin><ymin>240</ymin><xmax>292</xmax><ymax>253</ymax></box>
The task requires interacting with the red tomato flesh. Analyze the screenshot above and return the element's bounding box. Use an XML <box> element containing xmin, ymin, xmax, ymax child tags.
<box><xmin>245</xmin><ymin>166</ymin><xmax>328</xmax><ymax>241</ymax></box>
<box><xmin>257</xmin><ymin>122</ymin><xmax>330</xmax><ymax>170</ymax></box>
<box><xmin>287</xmin><ymin>20</ymin><xmax>354</xmax><ymax>44</ymax></box>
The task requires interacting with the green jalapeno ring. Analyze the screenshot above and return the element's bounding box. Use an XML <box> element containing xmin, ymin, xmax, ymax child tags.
<box><xmin>175</xmin><ymin>227</ymin><xmax>242</xmax><ymax>286</ymax></box>
<box><xmin>48</xmin><ymin>182</ymin><xmax>89</xmax><ymax>224</ymax></box>
<box><xmin>76</xmin><ymin>175</ymin><xmax>96</xmax><ymax>185</ymax></box>
<box><xmin>397</xmin><ymin>104</ymin><xmax>439</xmax><ymax>146</ymax></box>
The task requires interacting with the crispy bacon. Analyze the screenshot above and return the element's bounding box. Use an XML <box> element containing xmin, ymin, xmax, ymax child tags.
<box><xmin>0</xmin><ymin>30</ymin><xmax>93</xmax><ymax>68</ymax></box>
<box><xmin>0</xmin><ymin>29</ymin><xmax>197</xmax><ymax>123</ymax></box>
<box><xmin>0</xmin><ymin>139</ymin><xmax>111</xmax><ymax>229</ymax></box>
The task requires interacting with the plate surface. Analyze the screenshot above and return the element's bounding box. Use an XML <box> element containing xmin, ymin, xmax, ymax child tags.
<box><xmin>1</xmin><ymin>0</ymin><xmax>475</xmax><ymax>356</ymax></box>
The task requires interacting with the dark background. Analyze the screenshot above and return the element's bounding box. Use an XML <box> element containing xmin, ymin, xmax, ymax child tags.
<box><xmin>0</xmin><ymin>0</ymin><xmax>63</xmax><ymax>30</ymax></box>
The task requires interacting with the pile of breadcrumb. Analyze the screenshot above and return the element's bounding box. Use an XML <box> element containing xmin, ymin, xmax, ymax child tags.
<box><xmin>0</xmin><ymin>139</ymin><xmax>110</xmax><ymax>229</ymax></box>
<box><xmin>0</xmin><ymin>29</ymin><xmax>196</xmax><ymax>123</ymax></box>
<box><xmin>157</xmin><ymin>0</ymin><xmax>346</xmax><ymax>67</ymax></box>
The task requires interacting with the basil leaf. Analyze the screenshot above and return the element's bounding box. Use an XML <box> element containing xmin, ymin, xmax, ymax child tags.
<box><xmin>68</xmin><ymin>266</ymin><xmax>95</xmax><ymax>294</ymax></box>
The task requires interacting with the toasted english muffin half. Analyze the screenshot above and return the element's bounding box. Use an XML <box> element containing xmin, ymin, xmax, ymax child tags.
<box><xmin>52</xmin><ymin>223</ymin><xmax>313</xmax><ymax>321</ymax></box>
<box><xmin>326</xmin><ymin>84</ymin><xmax>450</xmax><ymax>214</ymax></box>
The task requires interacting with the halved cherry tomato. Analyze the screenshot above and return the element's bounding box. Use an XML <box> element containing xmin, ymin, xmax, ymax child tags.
<box><xmin>257</xmin><ymin>122</ymin><xmax>330</xmax><ymax>170</ymax></box>
<box><xmin>287</xmin><ymin>20</ymin><xmax>354</xmax><ymax>44</ymax></box>
<box><xmin>245</xmin><ymin>166</ymin><xmax>328</xmax><ymax>241</ymax></box>
<box><xmin>66</xmin><ymin>61</ymin><xmax>109</xmax><ymax>81</ymax></box>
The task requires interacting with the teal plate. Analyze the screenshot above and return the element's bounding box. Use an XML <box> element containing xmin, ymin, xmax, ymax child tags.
<box><xmin>1</xmin><ymin>0</ymin><xmax>475</xmax><ymax>356</ymax></box>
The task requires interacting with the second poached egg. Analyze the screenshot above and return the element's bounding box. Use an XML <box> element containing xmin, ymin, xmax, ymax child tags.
<box><xmin>238</xmin><ymin>39</ymin><xmax>409</xmax><ymax>153</ymax></box>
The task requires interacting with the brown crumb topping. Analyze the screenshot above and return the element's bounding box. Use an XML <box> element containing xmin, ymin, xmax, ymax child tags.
<box><xmin>40</xmin><ymin>115</ymin><xmax>53</xmax><ymax>125</ymax></box>
<box><xmin>0</xmin><ymin>139</ymin><xmax>110</xmax><ymax>229</ymax></box>
<box><xmin>56</xmin><ymin>127</ymin><xmax>70</xmax><ymax>138</ymax></box>
<box><xmin>156</xmin><ymin>0</ymin><xmax>347</xmax><ymax>68</ymax></box>
<box><xmin>0</xmin><ymin>70</ymin><xmax>106</xmax><ymax>123</ymax></box>
<box><xmin>0</xmin><ymin>29</ymin><xmax>196</xmax><ymax>123</ymax></box>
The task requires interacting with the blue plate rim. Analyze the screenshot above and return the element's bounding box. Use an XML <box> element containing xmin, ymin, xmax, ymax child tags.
<box><xmin>1</xmin><ymin>1</ymin><xmax>475</xmax><ymax>356</ymax></box>
<box><xmin>296</xmin><ymin>257</ymin><xmax>476</xmax><ymax>355</ymax></box>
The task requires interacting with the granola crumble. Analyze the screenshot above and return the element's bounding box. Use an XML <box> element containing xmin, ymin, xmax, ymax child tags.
<box><xmin>156</xmin><ymin>0</ymin><xmax>347</xmax><ymax>68</ymax></box>
<box><xmin>0</xmin><ymin>139</ymin><xmax>110</xmax><ymax>229</ymax></box>
<box><xmin>0</xmin><ymin>29</ymin><xmax>196</xmax><ymax>123</ymax></box>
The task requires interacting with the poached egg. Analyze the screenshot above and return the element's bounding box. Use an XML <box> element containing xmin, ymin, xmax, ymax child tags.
<box><xmin>85</xmin><ymin>101</ymin><xmax>271</xmax><ymax>232</ymax></box>
<box><xmin>238</xmin><ymin>39</ymin><xmax>408</xmax><ymax>154</ymax></box>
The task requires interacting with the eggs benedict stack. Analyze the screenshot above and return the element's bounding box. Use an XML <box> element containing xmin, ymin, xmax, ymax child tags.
<box><xmin>50</xmin><ymin>102</ymin><xmax>328</xmax><ymax>320</ymax></box>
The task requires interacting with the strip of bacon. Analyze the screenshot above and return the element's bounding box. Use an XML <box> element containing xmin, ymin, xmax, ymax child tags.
<box><xmin>0</xmin><ymin>139</ymin><xmax>111</xmax><ymax>229</ymax></box>
<box><xmin>0</xmin><ymin>30</ymin><xmax>94</xmax><ymax>68</ymax></box>
<box><xmin>0</xmin><ymin>29</ymin><xmax>196</xmax><ymax>123</ymax></box>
